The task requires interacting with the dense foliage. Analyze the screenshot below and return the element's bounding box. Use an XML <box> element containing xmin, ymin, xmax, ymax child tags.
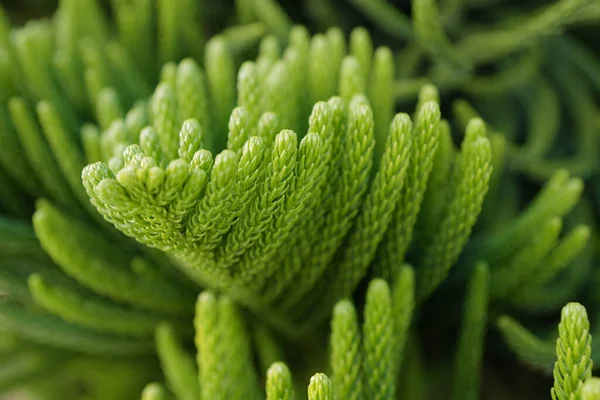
<box><xmin>0</xmin><ymin>0</ymin><xmax>599</xmax><ymax>398</ymax></box>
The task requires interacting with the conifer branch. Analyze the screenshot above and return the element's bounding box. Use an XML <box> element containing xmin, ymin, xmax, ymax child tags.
<box><xmin>551</xmin><ymin>302</ymin><xmax>593</xmax><ymax>400</ymax></box>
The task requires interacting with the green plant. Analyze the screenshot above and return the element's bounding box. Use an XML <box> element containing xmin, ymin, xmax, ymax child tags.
<box><xmin>0</xmin><ymin>0</ymin><xmax>599</xmax><ymax>398</ymax></box>
<box><xmin>144</xmin><ymin>279</ymin><xmax>600</xmax><ymax>400</ymax></box>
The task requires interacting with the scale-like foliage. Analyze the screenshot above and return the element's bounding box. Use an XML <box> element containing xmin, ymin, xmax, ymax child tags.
<box><xmin>551</xmin><ymin>303</ymin><xmax>593</xmax><ymax>400</ymax></box>
<box><xmin>266</xmin><ymin>362</ymin><xmax>294</xmax><ymax>400</ymax></box>
<box><xmin>331</xmin><ymin>300</ymin><xmax>362</xmax><ymax>400</ymax></box>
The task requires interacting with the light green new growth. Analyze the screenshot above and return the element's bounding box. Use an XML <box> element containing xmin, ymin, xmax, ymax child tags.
<box><xmin>194</xmin><ymin>292</ymin><xmax>260</xmax><ymax>400</ymax></box>
<box><xmin>0</xmin><ymin>6</ymin><xmax>596</xmax><ymax>398</ymax></box>
<box><xmin>330</xmin><ymin>111</ymin><xmax>411</xmax><ymax>298</ymax></box>
<box><xmin>195</xmin><ymin>292</ymin><xmax>225</xmax><ymax>400</ymax></box>
<box><xmin>327</xmin><ymin>276</ymin><xmax>414</xmax><ymax>400</ymax></box>
<box><xmin>235</xmin><ymin>131</ymin><xmax>327</xmax><ymax>285</ymax></box>
<box><xmin>582</xmin><ymin>378</ymin><xmax>600</xmax><ymax>400</ymax></box>
<box><xmin>218</xmin><ymin>296</ymin><xmax>261</xmax><ymax>399</ymax></box>
<box><xmin>417</xmin><ymin>118</ymin><xmax>492</xmax><ymax>300</ymax></box>
<box><xmin>308</xmin><ymin>373</ymin><xmax>333</xmax><ymax>400</ymax></box>
<box><xmin>363</xmin><ymin>279</ymin><xmax>394</xmax><ymax>400</ymax></box>
<box><xmin>266</xmin><ymin>362</ymin><xmax>294</xmax><ymax>400</ymax></box>
<box><xmin>377</xmin><ymin>93</ymin><xmax>441</xmax><ymax>282</ymax></box>
<box><xmin>279</xmin><ymin>99</ymin><xmax>357</xmax><ymax>310</ymax></box>
<box><xmin>331</xmin><ymin>300</ymin><xmax>362</xmax><ymax>400</ymax></box>
<box><xmin>551</xmin><ymin>302</ymin><xmax>593</xmax><ymax>400</ymax></box>
<box><xmin>141</xmin><ymin>383</ymin><xmax>171</xmax><ymax>400</ymax></box>
<box><xmin>416</xmin><ymin>120</ymin><xmax>454</xmax><ymax>245</ymax></box>
<box><xmin>219</xmin><ymin>130</ymin><xmax>297</xmax><ymax>278</ymax></box>
<box><xmin>186</xmin><ymin>149</ymin><xmax>238</xmax><ymax>249</ymax></box>
<box><xmin>260</xmin><ymin>102</ymin><xmax>332</xmax><ymax>304</ymax></box>
<box><xmin>74</xmin><ymin>26</ymin><xmax>520</xmax><ymax>333</ymax></box>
